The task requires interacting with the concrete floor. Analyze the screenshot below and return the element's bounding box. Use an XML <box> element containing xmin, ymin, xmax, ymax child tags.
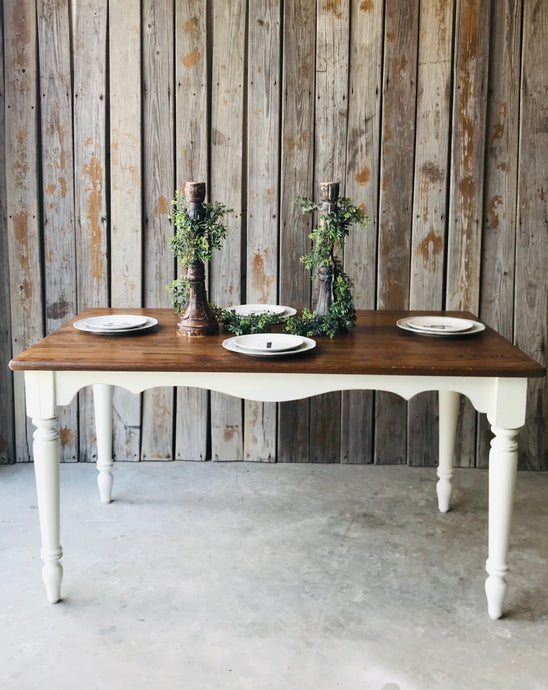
<box><xmin>1</xmin><ymin>461</ymin><xmax>547</xmax><ymax>690</ymax></box>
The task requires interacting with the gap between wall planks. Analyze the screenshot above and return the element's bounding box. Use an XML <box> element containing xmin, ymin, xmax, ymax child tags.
<box><xmin>1</xmin><ymin>0</ymin><xmax>546</xmax><ymax>469</ymax></box>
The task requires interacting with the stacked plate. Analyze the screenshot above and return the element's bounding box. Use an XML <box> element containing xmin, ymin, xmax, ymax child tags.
<box><xmin>228</xmin><ymin>304</ymin><xmax>297</xmax><ymax>319</ymax></box>
<box><xmin>73</xmin><ymin>314</ymin><xmax>158</xmax><ymax>335</ymax></box>
<box><xmin>222</xmin><ymin>333</ymin><xmax>316</xmax><ymax>357</ymax></box>
<box><xmin>396</xmin><ymin>315</ymin><xmax>485</xmax><ymax>337</ymax></box>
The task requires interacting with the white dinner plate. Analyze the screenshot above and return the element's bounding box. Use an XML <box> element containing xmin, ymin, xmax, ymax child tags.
<box><xmin>82</xmin><ymin>315</ymin><xmax>148</xmax><ymax>330</ymax></box>
<box><xmin>74</xmin><ymin>316</ymin><xmax>158</xmax><ymax>335</ymax></box>
<box><xmin>230</xmin><ymin>304</ymin><xmax>286</xmax><ymax>317</ymax></box>
<box><xmin>222</xmin><ymin>335</ymin><xmax>316</xmax><ymax>357</ymax></box>
<box><xmin>406</xmin><ymin>316</ymin><xmax>476</xmax><ymax>333</ymax></box>
<box><xmin>233</xmin><ymin>333</ymin><xmax>304</xmax><ymax>352</ymax></box>
<box><xmin>397</xmin><ymin>317</ymin><xmax>485</xmax><ymax>337</ymax></box>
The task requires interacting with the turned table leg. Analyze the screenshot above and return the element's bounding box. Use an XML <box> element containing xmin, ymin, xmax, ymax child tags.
<box><xmin>484</xmin><ymin>424</ymin><xmax>520</xmax><ymax>620</ymax></box>
<box><xmin>437</xmin><ymin>390</ymin><xmax>459</xmax><ymax>513</ymax></box>
<box><xmin>93</xmin><ymin>384</ymin><xmax>114</xmax><ymax>504</ymax></box>
<box><xmin>32</xmin><ymin>416</ymin><xmax>63</xmax><ymax>603</ymax></box>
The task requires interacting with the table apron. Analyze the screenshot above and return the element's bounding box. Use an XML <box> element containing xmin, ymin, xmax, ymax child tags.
<box><xmin>23</xmin><ymin>370</ymin><xmax>528</xmax><ymax>429</ymax></box>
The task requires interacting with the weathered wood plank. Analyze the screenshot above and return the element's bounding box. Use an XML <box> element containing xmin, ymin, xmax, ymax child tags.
<box><xmin>109</xmin><ymin>0</ymin><xmax>142</xmax><ymax>462</ymax></box>
<box><xmin>408</xmin><ymin>0</ymin><xmax>454</xmax><ymax>467</ymax></box>
<box><xmin>37</xmin><ymin>0</ymin><xmax>78</xmax><ymax>462</ymax></box>
<box><xmin>244</xmin><ymin>0</ymin><xmax>281</xmax><ymax>462</ymax></box>
<box><xmin>277</xmin><ymin>0</ymin><xmax>316</xmax><ymax>463</ymax></box>
<box><xmin>375</xmin><ymin>0</ymin><xmax>419</xmax><ymax>465</ymax></box>
<box><xmin>4</xmin><ymin>0</ymin><xmax>43</xmax><ymax>462</ymax></box>
<box><xmin>174</xmin><ymin>0</ymin><xmax>209</xmax><ymax>461</ymax></box>
<box><xmin>477</xmin><ymin>0</ymin><xmax>522</xmax><ymax>468</ymax></box>
<box><xmin>341</xmin><ymin>0</ymin><xmax>384</xmax><ymax>464</ymax></box>
<box><xmin>447</xmin><ymin>0</ymin><xmax>491</xmax><ymax>468</ymax></box>
<box><xmin>141</xmin><ymin>0</ymin><xmax>175</xmax><ymax>460</ymax></box>
<box><xmin>0</xmin><ymin>13</ymin><xmax>15</xmax><ymax>464</ymax></box>
<box><xmin>210</xmin><ymin>0</ymin><xmax>246</xmax><ymax>460</ymax></box>
<box><xmin>73</xmin><ymin>0</ymin><xmax>108</xmax><ymax>462</ymax></box>
<box><xmin>514</xmin><ymin>0</ymin><xmax>547</xmax><ymax>470</ymax></box>
<box><xmin>311</xmin><ymin>0</ymin><xmax>350</xmax><ymax>463</ymax></box>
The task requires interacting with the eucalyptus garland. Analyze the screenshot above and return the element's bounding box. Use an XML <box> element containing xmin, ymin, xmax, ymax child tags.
<box><xmin>283</xmin><ymin>195</ymin><xmax>369</xmax><ymax>338</ymax></box>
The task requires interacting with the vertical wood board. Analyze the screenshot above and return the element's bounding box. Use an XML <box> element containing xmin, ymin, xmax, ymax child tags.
<box><xmin>408</xmin><ymin>0</ymin><xmax>454</xmax><ymax>467</ymax></box>
<box><xmin>278</xmin><ymin>0</ymin><xmax>316</xmax><ymax>463</ymax></box>
<box><xmin>244</xmin><ymin>0</ymin><xmax>281</xmax><ymax>462</ymax></box>
<box><xmin>109</xmin><ymin>0</ymin><xmax>142</xmax><ymax>461</ymax></box>
<box><xmin>175</xmin><ymin>0</ymin><xmax>209</xmax><ymax>461</ymax></box>
<box><xmin>375</xmin><ymin>0</ymin><xmax>419</xmax><ymax>465</ymax></box>
<box><xmin>141</xmin><ymin>0</ymin><xmax>175</xmax><ymax>460</ymax></box>
<box><xmin>4</xmin><ymin>0</ymin><xmax>43</xmax><ymax>461</ymax></box>
<box><xmin>210</xmin><ymin>0</ymin><xmax>246</xmax><ymax>460</ymax></box>
<box><xmin>0</xmin><ymin>10</ymin><xmax>15</xmax><ymax>463</ymax></box>
<box><xmin>37</xmin><ymin>0</ymin><xmax>78</xmax><ymax>462</ymax></box>
<box><xmin>514</xmin><ymin>0</ymin><xmax>547</xmax><ymax>469</ymax></box>
<box><xmin>477</xmin><ymin>0</ymin><xmax>522</xmax><ymax>467</ymax></box>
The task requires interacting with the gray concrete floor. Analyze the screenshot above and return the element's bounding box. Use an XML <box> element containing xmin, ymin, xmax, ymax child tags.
<box><xmin>1</xmin><ymin>461</ymin><xmax>547</xmax><ymax>690</ymax></box>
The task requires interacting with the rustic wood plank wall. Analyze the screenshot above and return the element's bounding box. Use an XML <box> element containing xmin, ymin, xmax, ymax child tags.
<box><xmin>1</xmin><ymin>0</ymin><xmax>546</xmax><ymax>469</ymax></box>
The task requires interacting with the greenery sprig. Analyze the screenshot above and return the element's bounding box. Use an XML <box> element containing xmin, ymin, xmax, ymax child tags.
<box><xmin>167</xmin><ymin>190</ymin><xmax>232</xmax><ymax>314</ymax></box>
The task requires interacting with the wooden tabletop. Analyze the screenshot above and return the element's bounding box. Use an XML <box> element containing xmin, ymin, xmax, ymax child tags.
<box><xmin>9</xmin><ymin>308</ymin><xmax>545</xmax><ymax>378</ymax></box>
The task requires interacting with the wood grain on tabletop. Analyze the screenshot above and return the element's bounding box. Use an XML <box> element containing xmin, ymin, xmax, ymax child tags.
<box><xmin>10</xmin><ymin>309</ymin><xmax>545</xmax><ymax>379</ymax></box>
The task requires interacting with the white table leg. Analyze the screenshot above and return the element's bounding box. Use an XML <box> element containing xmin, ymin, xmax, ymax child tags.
<box><xmin>32</xmin><ymin>416</ymin><xmax>63</xmax><ymax>603</ymax></box>
<box><xmin>484</xmin><ymin>424</ymin><xmax>520</xmax><ymax>619</ymax></box>
<box><xmin>437</xmin><ymin>390</ymin><xmax>459</xmax><ymax>512</ymax></box>
<box><xmin>93</xmin><ymin>384</ymin><xmax>114</xmax><ymax>504</ymax></box>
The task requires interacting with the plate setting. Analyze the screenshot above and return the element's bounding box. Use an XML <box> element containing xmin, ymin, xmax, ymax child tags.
<box><xmin>397</xmin><ymin>316</ymin><xmax>485</xmax><ymax>337</ymax></box>
<box><xmin>74</xmin><ymin>315</ymin><xmax>158</xmax><ymax>335</ymax></box>
<box><xmin>223</xmin><ymin>334</ymin><xmax>316</xmax><ymax>357</ymax></box>
<box><xmin>228</xmin><ymin>304</ymin><xmax>297</xmax><ymax>319</ymax></box>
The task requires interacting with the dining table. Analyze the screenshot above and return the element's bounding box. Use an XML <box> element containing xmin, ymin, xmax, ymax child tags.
<box><xmin>9</xmin><ymin>308</ymin><xmax>545</xmax><ymax>619</ymax></box>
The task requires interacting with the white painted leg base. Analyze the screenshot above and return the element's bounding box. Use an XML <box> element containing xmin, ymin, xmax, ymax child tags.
<box><xmin>41</xmin><ymin>547</ymin><xmax>64</xmax><ymax>603</ymax></box>
<box><xmin>485</xmin><ymin>565</ymin><xmax>507</xmax><ymax>620</ymax></box>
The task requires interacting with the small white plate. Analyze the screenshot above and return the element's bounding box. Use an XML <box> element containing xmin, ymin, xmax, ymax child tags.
<box><xmin>397</xmin><ymin>317</ymin><xmax>485</xmax><ymax>337</ymax></box>
<box><xmin>74</xmin><ymin>316</ymin><xmax>158</xmax><ymax>335</ymax></box>
<box><xmin>231</xmin><ymin>304</ymin><xmax>286</xmax><ymax>317</ymax></box>
<box><xmin>406</xmin><ymin>316</ymin><xmax>476</xmax><ymax>333</ymax></box>
<box><xmin>222</xmin><ymin>335</ymin><xmax>316</xmax><ymax>357</ymax></box>
<box><xmin>233</xmin><ymin>333</ymin><xmax>304</xmax><ymax>352</ymax></box>
<box><xmin>83</xmin><ymin>315</ymin><xmax>148</xmax><ymax>331</ymax></box>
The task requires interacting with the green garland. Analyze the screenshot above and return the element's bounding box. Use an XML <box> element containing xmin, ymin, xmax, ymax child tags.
<box><xmin>167</xmin><ymin>189</ymin><xmax>368</xmax><ymax>338</ymax></box>
<box><xmin>282</xmin><ymin>195</ymin><xmax>369</xmax><ymax>338</ymax></box>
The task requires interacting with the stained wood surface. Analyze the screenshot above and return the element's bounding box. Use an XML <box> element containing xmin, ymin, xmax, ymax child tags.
<box><xmin>1</xmin><ymin>1</ymin><xmax>546</xmax><ymax>468</ymax></box>
<box><xmin>174</xmin><ymin>0</ymin><xmax>209</xmax><ymax>461</ymax></box>
<box><xmin>11</xmin><ymin>309</ymin><xmax>545</xmax><ymax>379</ymax></box>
